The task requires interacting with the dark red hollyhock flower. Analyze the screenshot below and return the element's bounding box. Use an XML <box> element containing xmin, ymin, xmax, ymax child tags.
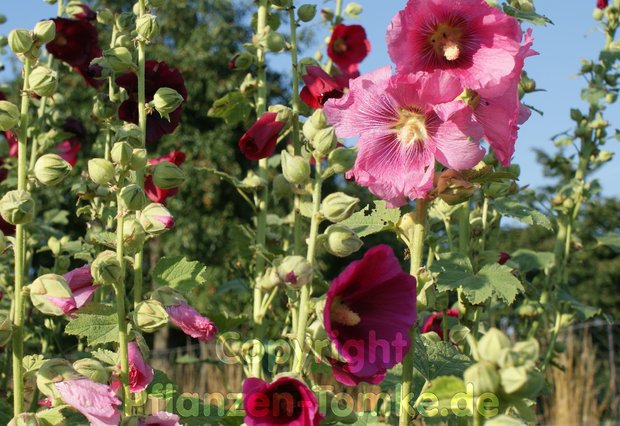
<box><xmin>498</xmin><ymin>251</ymin><xmax>511</xmax><ymax>265</ymax></box>
<box><xmin>323</xmin><ymin>244</ymin><xmax>417</xmax><ymax>385</ymax></box>
<box><xmin>327</xmin><ymin>24</ymin><xmax>371</xmax><ymax>74</ymax></box>
<box><xmin>242</xmin><ymin>376</ymin><xmax>323</xmax><ymax>426</ymax></box>
<box><xmin>144</xmin><ymin>151</ymin><xmax>186</xmax><ymax>204</ymax></box>
<box><xmin>239</xmin><ymin>112</ymin><xmax>285</xmax><ymax>160</ymax></box>
<box><xmin>0</xmin><ymin>216</ymin><xmax>15</xmax><ymax>236</ymax></box>
<box><xmin>116</xmin><ymin>61</ymin><xmax>187</xmax><ymax>145</ymax></box>
<box><xmin>46</xmin><ymin>18</ymin><xmax>103</xmax><ymax>88</ymax></box>
<box><xmin>597</xmin><ymin>0</ymin><xmax>608</xmax><ymax>9</ymax></box>
<box><xmin>300</xmin><ymin>66</ymin><xmax>345</xmax><ymax>109</ymax></box>
<box><xmin>421</xmin><ymin>309</ymin><xmax>459</xmax><ymax>340</ymax></box>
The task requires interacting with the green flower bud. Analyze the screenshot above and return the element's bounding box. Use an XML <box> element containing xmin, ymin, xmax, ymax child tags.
<box><xmin>111</xmin><ymin>141</ymin><xmax>133</xmax><ymax>166</ymax></box>
<box><xmin>29</xmin><ymin>274</ymin><xmax>73</xmax><ymax>316</ymax></box>
<box><xmin>92</xmin><ymin>94</ymin><xmax>116</xmax><ymax>120</ymax></box>
<box><xmin>268</xmin><ymin>104</ymin><xmax>292</xmax><ymax>123</ymax></box>
<box><xmin>103</xmin><ymin>47</ymin><xmax>134</xmax><ymax>73</ymax></box>
<box><xmin>464</xmin><ymin>360</ymin><xmax>500</xmax><ymax>394</ymax></box>
<box><xmin>8</xmin><ymin>413</ymin><xmax>42</xmax><ymax>426</ymax></box>
<box><xmin>265</xmin><ymin>31</ymin><xmax>286</xmax><ymax>52</ymax></box>
<box><xmin>150</xmin><ymin>286</ymin><xmax>186</xmax><ymax>306</ymax></box>
<box><xmin>136</xmin><ymin>13</ymin><xmax>159</xmax><ymax>40</ymax></box>
<box><xmin>139</xmin><ymin>203</ymin><xmax>174</xmax><ymax>235</ymax></box>
<box><xmin>297</xmin><ymin>4</ymin><xmax>317</xmax><ymax>22</ymax></box>
<box><xmin>152</xmin><ymin>160</ymin><xmax>185</xmax><ymax>189</ymax></box>
<box><xmin>133</xmin><ymin>299</ymin><xmax>169</xmax><ymax>333</ymax></box>
<box><xmin>478</xmin><ymin>328</ymin><xmax>511</xmax><ymax>363</ymax></box>
<box><xmin>37</xmin><ymin>358</ymin><xmax>81</xmax><ymax>402</ymax></box>
<box><xmin>114</xmin><ymin>34</ymin><xmax>133</xmax><ymax>49</ymax></box>
<box><xmin>0</xmin><ymin>190</ymin><xmax>35</xmax><ymax>225</ymax></box>
<box><xmin>8</xmin><ymin>29</ymin><xmax>33</xmax><ymax>54</ymax></box>
<box><xmin>344</xmin><ymin>2</ymin><xmax>363</xmax><ymax>18</ymax></box>
<box><xmin>116</xmin><ymin>125</ymin><xmax>143</xmax><ymax>146</ymax></box>
<box><xmin>272</xmin><ymin>173</ymin><xmax>293</xmax><ymax>200</ymax></box>
<box><xmin>72</xmin><ymin>358</ymin><xmax>110</xmax><ymax>384</ymax></box>
<box><xmin>119</xmin><ymin>184</ymin><xmax>148</xmax><ymax>211</ymax></box>
<box><xmin>34</xmin><ymin>154</ymin><xmax>71</xmax><ymax>186</ymax></box>
<box><xmin>277</xmin><ymin>256</ymin><xmax>313</xmax><ymax>289</ymax></box>
<box><xmin>91</xmin><ymin>250</ymin><xmax>122</xmax><ymax>285</ymax></box>
<box><xmin>326</xmin><ymin>147</ymin><xmax>356</xmax><ymax>175</ymax></box>
<box><xmin>311</xmin><ymin>126</ymin><xmax>337</xmax><ymax>157</ymax></box>
<box><xmin>232</xmin><ymin>51</ymin><xmax>255</xmax><ymax>70</ymax></box>
<box><xmin>320</xmin><ymin>192</ymin><xmax>359</xmax><ymax>223</ymax></box>
<box><xmin>322</xmin><ymin>224</ymin><xmax>363</xmax><ymax>257</ymax></box>
<box><xmin>281</xmin><ymin>151</ymin><xmax>310</xmax><ymax>184</ymax></box>
<box><xmin>257</xmin><ymin>267</ymin><xmax>281</xmax><ymax>291</ymax></box>
<box><xmin>88</xmin><ymin>158</ymin><xmax>115</xmax><ymax>185</ymax></box>
<box><xmin>302</xmin><ymin>109</ymin><xmax>328</xmax><ymax>141</ymax></box>
<box><xmin>0</xmin><ymin>15</ymin><xmax>6</xmax><ymax>25</ymax></box>
<box><xmin>0</xmin><ymin>100</ymin><xmax>20</xmax><ymax>131</ymax></box>
<box><xmin>0</xmin><ymin>313</ymin><xmax>11</xmax><ymax>346</ymax></box>
<box><xmin>152</xmin><ymin>87</ymin><xmax>183</xmax><ymax>120</ymax></box>
<box><xmin>130</xmin><ymin>148</ymin><xmax>148</xmax><ymax>170</ymax></box>
<box><xmin>593</xmin><ymin>8</ymin><xmax>604</xmax><ymax>20</ymax></box>
<box><xmin>596</xmin><ymin>149</ymin><xmax>614</xmax><ymax>163</ymax></box>
<box><xmin>123</xmin><ymin>217</ymin><xmax>146</xmax><ymax>255</ymax></box>
<box><xmin>28</xmin><ymin>66</ymin><xmax>58</xmax><ymax>97</ymax></box>
<box><xmin>116</xmin><ymin>12</ymin><xmax>135</xmax><ymax>32</ymax></box>
<box><xmin>97</xmin><ymin>8</ymin><xmax>115</xmax><ymax>25</ymax></box>
<box><xmin>33</xmin><ymin>20</ymin><xmax>56</xmax><ymax>44</ymax></box>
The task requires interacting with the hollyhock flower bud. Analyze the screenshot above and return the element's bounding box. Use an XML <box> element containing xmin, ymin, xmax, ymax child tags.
<box><xmin>140</xmin><ymin>203</ymin><xmax>174</xmax><ymax>235</ymax></box>
<box><xmin>64</xmin><ymin>265</ymin><xmax>97</xmax><ymax>311</ymax></box>
<box><xmin>311</xmin><ymin>127</ymin><xmax>338</xmax><ymax>157</ymax></box>
<box><xmin>152</xmin><ymin>87</ymin><xmax>184</xmax><ymax>121</ymax></box>
<box><xmin>322</xmin><ymin>224</ymin><xmax>363</xmax><ymax>257</ymax></box>
<box><xmin>228</xmin><ymin>51</ymin><xmax>254</xmax><ymax>70</ymax></box>
<box><xmin>298</xmin><ymin>4</ymin><xmax>317</xmax><ymax>22</ymax></box>
<box><xmin>281</xmin><ymin>151</ymin><xmax>310</xmax><ymax>184</ymax></box>
<box><xmin>119</xmin><ymin>184</ymin><xmax>148</xmax><ymax>211</ymax></box>
<box><xmin>29</xmin><ymin>274</ymin><xmax>76</xmax><ymax>316</ymax></box>
<box><xmin>123</xmin><ymin>217</ymin><xmax>146</xmax><ymax>254</ymax></box>
<box><xmin>464</xmin><ymin>361</ymin><xmax>501</xmax><ymax>394</ymax></box>
<box><xmin>72</xmin><ymin>358</ymin><xmax>110</xmax><ymax>384</ymax></box>
<box><xmin>320</xmin><ymin>192</ymin><xmax>359</xmax><ymax>223</ymax></box>
<box><xmin>0</xmin><ymin>190</ymin><xmax>35</xmax><ymax>225</ymax></box>
<box><xmin>136</xmin><ymin>14</ymin><xmax>159</xmax><ymax>40</ymax></box>
<box><xmin>303</xmin><ymin>109</ymin><xmax>328</xmax><ymax>141</ymax></box>
<box><xmin>8</xmin><ymin>29</ymin><xmax>33</xmax><ymax>54</ymax></box>
<box><xmin>344</xmin><ymin>2</ymin><xmax>363</xmax><ymax>17</ymax></box>
<box><xmin>97</xmin><ymin>8</ymin><xmax>114</xmax><ymax>25</ymax></box>
<box><xmin>93</xmin><ymin>94</ymin><xmax>116</xmax><ymax>120</ymax></box>
<box><xmin>33</xmin><ymin>20</ymin><xmax>56</xmax><ymax>45</ymax></box>
<box><xmin>326</xmin><ymin>147</ymin><xmax>356</xmax><ymax>175</ymax></box>
<box><xmin>432</xmin><ymin>169</ymin><xmax>477</xmax><ymax>206</ymax></box>
<box><xmin>115</xmin><ymin>124</ymin><xmax>142</xmax><ymax>147</ymax></box>
<box><xmin>111</xmin><ymin>141</ymin><xmax>133</xmax><ymax>166</ymax></box>
<box><xmin>91</xmin><ymin>250</ymin><xmax>122</xmax><ymax>285</ymax></box>
<box><xmin>8</xmin><ymin>413</ymin><xmax>41</xmax><ymax>426</ymax></box>
<box><xmin>34</xmin><ymin>154</ymin><xmax>71</xmax><ymax>186</ymax></box>
<box><xmin>0</xmin><ymin>100</ymin><xmax>20</xmax><ymax>131</ymax></box>
<box><xmin>239</xmin><ymin>112</ymin><xmax>285</xmax><ymax>160</ymax></box>
<box><xmin>36</xmin><ymin>359</ymin><xmax>80</xmax><ymax>402</ymax></box>
<box><xmin>88</xmin><ymin>158</ymin><xmax>115</xmax><ymax>185</ymax></box>
<box><xmin>265</xmin><ymin>32</ymin><xmax>286</xmax><ymax>52</ymax></box>
<box><xmin>268</xmin><ymin>104</ymin><xmax>293</xmax><ymax>124</ymax></box>
<box><xmin>478</xmin><ymin>328</ymin><xmax>511</xmax><ymax>363</ymax></box>
<box><xmin>0</xmin><ymin>313</ymin><xmax>11</xmax><ymax>346</ymax></box>
<box><xmin>276</xmin><ymin>256</ymin><xmax>313</xmax><ymax>289</ymax></box>
<box><xmin>133</xmin><ymin>299</ymin><xmax>169</xmax><ymax>333</ymax></box>
<box><xmin>152</xmin><ymin>161</ymin><xmax>185</xmax><ymax>189</ymax></box>
<box><xmin>116</xmin><ymin>12</ymin><xmax>135</xmax><ymax>32</ymax></box>
<box><xmin>28</xmin><ymin>67</ymin><xmax>58</xmax><ymax>97</ymax></box>
<box><xmin>243</xmin><ymin>376</ymin><xmax>323</xmax><ymax>426</ymax></box>
<box><xmin>165</xmin><ymin>301</ymin><xmax>218</xmax><ymax>342</ymax></box>
<box><xmin>593</xmin><ymin>7</ymin><xmax>604</xmax><ymax>19</ymax></box>
<box><xmin>327</xmin><ymin>24</ymin><xmax>370</xmax><ymax>73</ymax></box>
<box><xmin>103</xmin><ymin>47</ymin><xmax>134</xmax><ymax>73</ymax></box>
<box><xmin>131</xmin><ymin>148</ymin><xmax>148</xmax><ymax>170</ymax></box>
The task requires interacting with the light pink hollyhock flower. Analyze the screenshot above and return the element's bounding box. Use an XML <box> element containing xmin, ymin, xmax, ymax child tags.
<box><xmin>112</xmin><ymin>342</ymin><xmax>154</xmax><ymax>392</ymax></box>
<box><xmin>324</xmin><ymin>66</ymin><xmax>484</xmax><ymax>206</ymax></box>
<box><xmin>63</xmin><ymin>265</ymin><xmax>97</xmax><ymax>310</ymax></box>
<box><xmin>141</xmin><ymin>412</ymin><xmax>182</xmax><ymax>425</ymax></box>
<box><xmin>54</xmin><ymin>378</ymin><xmax>121</xmax><ymax>426</ymax></box>
<box><xmin>387</xmin><ymin>0</ymin><xmax>531</xmax><ymax>95</ymax></box>
<box><xmin>165</xmin><ymin>302</ymin><xmax>218</xmax><ymax>342</ymax></box>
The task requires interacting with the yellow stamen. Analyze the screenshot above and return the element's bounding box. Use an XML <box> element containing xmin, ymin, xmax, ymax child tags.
<box><xmin>392</xmin><ymin>108</ymin><xmax>428</xmax><ymax>145</ymax></box>
<box><xmin>428</xmin><ymin>23</ymin><xmax>464</xmax><ymax>62</ymax></box>
<box><xmin>331</xmin><ymin>297</ymin><xmax>361</xmax><ymax>326</ymax></box>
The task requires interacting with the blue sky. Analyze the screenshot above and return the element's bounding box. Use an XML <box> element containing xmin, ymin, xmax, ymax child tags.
<box><xmin>2</xmin><ymin>1</ymin><xmax>619</xmax><ymax>196</ymax></box>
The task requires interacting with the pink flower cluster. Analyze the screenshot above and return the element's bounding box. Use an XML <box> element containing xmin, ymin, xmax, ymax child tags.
<box><xmin>324</xmin><ymin>0</ymin><xmax>536</xmax><ymax>206</ymax></box>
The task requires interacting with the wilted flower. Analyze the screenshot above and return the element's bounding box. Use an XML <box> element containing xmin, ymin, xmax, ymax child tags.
<box><xmin>327</xmin><ymin>24</ymin><xmax>370</xmax><ymax>74</ymax></box>
<box><xmin>421</xmin><ymin>309</ymin><xmax>459</xmax><ymax>340</ymax></box>
<box><xmin>239</xmin><ymin>112</ymin><xmax>285</xmax><ymax>160</ymax></box>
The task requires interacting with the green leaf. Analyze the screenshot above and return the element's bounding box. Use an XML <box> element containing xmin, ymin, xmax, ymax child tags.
<box><xmin>493</xmin><ymin>199</ymin><xmax>553</xmax><ymax>231</ymax></box>
<box><xmin>37</xmin><ymin>406</ymin><xmax>71</xmax><ymax>426</ymax></box>
<box><xmin>339</xmin><ymin>200</ymin><xmax>400</xmax><ymax>238</ymax></box>
<box><xmin>413</xmin><ymin>334</ymin><xmax>472</xmax><ymax>381</ymax></box>
<box><xmin>92</xmin><ymin>349</ymin><xmax>120</xmax><ymax>366</ymax></box>
<box><xmin>23</xmin><ymin>354</ymin><xmax>46</xmax><ymax>376</ymax></box>
<box><xmin>0</xmin><ymin>397</ymin><xmax>12</xmax><ymax>425</ymax></box>
<box><xmin>501</xmin><ymin>4</ymin><xmax>553</xmax><ymax>25</ymax></box>
<box><xmin>557</xmin><ymin>288</ymin><xmax>601</xmax><ymax>320</ymax></box>
<box><xmin>43</xmin><ymin>209</ymin><xmax>69</xmax><ymax>226</ymax></box>
<box><xmin>65</xmin><ymin>303</ymin><xmax>119</xmax><ymax>346</ymax></box>
<box><xmin>152</xmin><ymin>256</ymin><xmax>208</xmax><ymax>293</ymax></box>
<box><xmin>207</xmin><ymin>91</ymin><xmax>252</xmax><ymax>125</ymax></box>
<box><xmin>430</xmin><ymin>253</ymin><xmax>473</xmax><ymax>290</ymax></box>
<box><xmin>596</xmin><ymin>232</ymin><xmax>620</xmax><ymax>253</ymax></box>
<box><xmin>511</xmin><ymin>249</ymin><xmax>554</xmax><ymax>273</ymax></box>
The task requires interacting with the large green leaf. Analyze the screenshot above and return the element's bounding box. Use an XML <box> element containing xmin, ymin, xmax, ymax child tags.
<box><xmin>493</xmin><ymin>199</ymin><xmax>553</xmax><ymax>231</ymax></box>
<box><xmin>64</xmin><ymin>303</ymin><xmax>118</xmax><ymax>346</ymax></box>
<box><xmin>413</xmin><ymin>334</ymin><xmax>472</xmax><ymax>381</ymax></box>
<box><xmin>152</xmin><ymin>256</ymin><xmax>208</xmax><ymax>293</ymax></box>
<box><xmin>339</xmin><ymin>200</ymin><xmax>400</xmax><ymax>238</ymax></box>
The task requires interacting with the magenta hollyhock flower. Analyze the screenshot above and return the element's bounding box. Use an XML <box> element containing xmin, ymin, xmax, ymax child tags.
<box><xmin>141</xmin><ymin>412</ymin><xmax>182</xmax><ymax>425</ymax></box>
<box><xmin>327</xmin><ymin>24</ymin><xmax>371</xmax><ymax>74</ymax></box>
<box><xmin>323</xmin><ymin>244</ymin><xmax>417</xmax><ymax>385</ymax></box>
<box><xmin>165</xmin><ymin>302</ymin><xmax>218</xmax><ymax>342</ymax></box>
<box><xmin>55</xmin><ymin>137</ymin><xmax>81</xmax><ymax>166</ymax></box>
<box><xmin>324</xmin><ymin>66</ymin><xmax>484</xmax><ymax>206</ymax></box>
<box><xmin>239</xmin><ymin>112</ymin><xmax>285</xmax><ymax>160</ymax></box>
<box><xmin>46</xmin><ymin>18</ymin><xmax>103</xmax><ymax>88</ymax></box>
<box><xmin>387</xmin><ymin>0</ymin><xmax>530</xmax><ymax>95</ymax></box>
<box><xmin>421</xmin><ymin>309</ymin><xmax>459</xmax><ymax>340</ymax></box>
<box><xmin>111</xmin><ymin>342</ymin><xmax>154</xmax><ymax>393</ymax></box>
<box><xmin>144</xmin><ymin>151</ymin><xmax>186</xmax><ymax>204</ymax></box>
<box><xmin>46</xmin><ymin>295</ymin><xmax>77</xmax><ymax>315</ymax></box>
<box><xmin>4</xmin><ymin>130</ymin><xmax>18</xmax><ymax>157</ymax></box>
<box><xmin>300</xmin><ymin>66</ymin><xmax>345</xmax><ymax>109</ymax></box>
<box><xmin>64</xmin><ymin>265</ymin><xmax>97</xmax><ymax>310</ymax></box>
<box><xmin>116</xmin><ymin>61</ymin><xmax>187</xmax><ymax>144</ymax></box>
<box><xmin>243</xmin><ymin>376</ymin><xmax>323</xmax><ymax>426</ymax></box>
<box><xmin>54</xmin><ymin>378</ymin><xmax>121</xmax><ymax>426</ymax></box>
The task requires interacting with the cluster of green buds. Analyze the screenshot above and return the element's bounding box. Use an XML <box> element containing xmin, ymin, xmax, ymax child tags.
<box><xmin>8</xmin><ymin>19</ymin><xmax>55</xmax><ymax>62</ymax></box>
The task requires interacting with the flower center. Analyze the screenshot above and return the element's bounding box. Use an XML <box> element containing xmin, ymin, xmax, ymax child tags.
<box><xmin>457</xmin><ymin>88</ymin><xmax>481</xmax><ymax>109</ymax></box>
<box><xmin>331</xmin><ymin>297</ymin><xmax>360</xmax><ymax>326</ymax></box>
<box><xmin>333</xmin><ymin>38</ymin><xmax>347</xmax><ymax>54</ymax></box>
<box><xmin>428</xmin><ymin>23</ymin><xmax>463</xmax><ymax>61</ymax></box>
<box><xmin>392</xmin><ymin>108</ymin><xmax>428</xmax><ymax>145</ymax></box>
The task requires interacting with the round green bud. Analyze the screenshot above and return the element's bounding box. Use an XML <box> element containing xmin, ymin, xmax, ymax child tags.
<box><xmin>103</xmin><ymin>47</ymin><xmax>134</xmax><ymax>73</ymax></box>
<box><xmin>111</xmin><ymin>141</ymin><xmax>133</xmax><ymax>166</ymax></box>
<box><xmin>33</xmin><ymin>20</ymin><xmax>56</xmax><ymax>45</ymax></box>
<box><xmin>593</xmin><ymin>7</ymin><xmax>604</xmax><ymax>20</ymax></box>
<box><xmin>0</xmin><ymin>100</ymin><xmax>20</xmax><ymax>131</ymax></box>
<box><xmin>91</xmin><ymin>250</ymin><xmax>122</xmax><ymax>285</ymax></box>
<box><xmin>8</xmin><ymin>29</ymin><xmax>33</xmax><ymax>54</ymax></box>
<box><xmin>115</xmin><ymin>123</ymin><xmax>142</xmax><ymax>147</ymax></box>
<box><xmin>320</xmin><ymin>192</ymin><xmax>359</xmax><ymax>223</ymax></box>
<box><xmin>116</xmin><ymin>11</ymin><xmax>135</xmax><ymax>32</ymax></box>
<box><xmin>133</xmin><ymin>299</ymin><xmax>169</xmax><ymax>333</ymax></box>
<box><xmin>478</xmin><ymin>328</ymin><xmax>511</xmax><ymax>363</ymax></box>
<box><xmin>37</xmin><ymin>358</ymin><xmax>81</xmax><ymax>403</ymax></box>
<box><xmin>0</xmin><ymin>190</ymin><xmax>35</xmax><ymax>225</ymax></box>
<box><xmin>130</xmin><ymin>148</ymin><xmax>148</xmax><ymax>170</ymax></box>
<box><xmin>88</xmin><ymin>158</ymin><xmax>115</xmax><ymax>185</ymax></box>
<box><xmin>8</xmin><ymin>413</ymin><xmax>42</xmax><ymax>426</ymax></box>
<box><xmin>152</xmin><ymin>87</ymin><xmax>183</xmax><ymax>120</ymax></box>
<box><xmin>277</xmin><ymin>256</ymin><xmax>313</xmax><ymax>289</ymax></box>
<box><xmin>257</xmin><ymin>267</ymin><xmax>281</xmax><ymax>291</ymax></box>
<box><xmin>570</xmin><ymin>108</ymin><xmax>583</xmax><ymax>121</ymax></box>
<box><xmin>114</xmin><ymin>33</ymin><xmax>133</xmax><ymax>49</ymax></box>
<box><xmin>28</xmin><ymin>66</ymin><xmax>58</xmax><ymax>97</ymax></box>
<box><xmin>152</xmin><ymin>160</ymin><xmax>185</xmax><ymax>189</ymax></box>
<box><xmin>136</xmin><ymin>13</ymin><xmax>159</xmax><ymax>40</ymax></box>
<box><xmin>344</xmin><ymin>2</ymin><xmax>363</xmax><ymax>18</ymax></box>
<box><xmin>230</xmin><ymin>51</ymin><xmax>254</xmax><ymax>70</ymax></box>
<box><xmin>272</xmin><ymin>173</ymin><xmax>293</xmax><ymax>200</ymax></box>
<box><xmin>326</xmin><ymin>147</ymin><xmax>356</xmax><ymax>175</ymax></box>
<box><xmin>322</xmin><ymin>224</ymin><xmax>363</xmax><ymax>257</ymax></box>
<box><xmin>29</xmin><ymin>273</ymin><xmax>73</xmax><ymax>316</ymax></box>
<box><xmin>139</xmin><ymin>203</ymin><xmax>174</xmax><ymax>235</ymax></box>
<box><xmin>265</xmin><ymin>31</ymin><xmax>286</xmax><ymax>52</ymax></box>
<box><xmin>311</xmin><ymin>126</ymin><xmax>337</xmax><ymax>157</ymax></box>
<box><xmin>0</xmin><ymin>15</ymin><xmax>6</xmax><ymax>25</ymax></box>
<box><xmin>118</xmin><ymin>184</ymin><xmax>148</xmax><ymax>211</ymax></box>
<box><xmin>281</xmin><ymin>151</ymin><xmax>310</xmax><ymax>184</ymax></box>
<box><xmin>464</xmin><ymin>361</ymin><xmax>500</xmax><ymax>394</ymax></box>
<box><xmin>297</xmin><ymin>4</ymin><xmax>317</xmax><ymax>22</ymax></box>
<box><xmin>0</xmin><ymin>313</ymin><xmax>11</xmax><ymax>346</ymax></box>
<box><xmin>97</xmin><ymin>8</ymin><xmax>115</xmax><ymax>25</ymax></box>
<box><xmin>303</xmin><ymin>109</ymin><xmax>328</xmax><ymax>142</ymax></box>
<box><xmin>92</xmin><ymin>94</ymin><xmax>116</xmax><ymax>120</ymax></box>
<box><xmin>72</xmin><ymin>358</ymin><xmax>110</xmax><ymax>384</ymax></box>
<box><xmin>122</xmin><ymin>217</ymin><xmax>146</xmax><ymax>255</ymax></box>
<box><xmin>34</xmin><ymin>153</ymin><xmax>71</xmax><ymax>186</ymax></box>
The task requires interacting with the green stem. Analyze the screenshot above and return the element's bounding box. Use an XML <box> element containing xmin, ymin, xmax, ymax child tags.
<box><xmin>399</xmin><ymin>199</ymin><xmax>428</xmax><ymax>426</ymax></box>
<box><xmin>480</xmin><ymin>197</ymin><xmax>489</xmax><ymax>253</ymax></box>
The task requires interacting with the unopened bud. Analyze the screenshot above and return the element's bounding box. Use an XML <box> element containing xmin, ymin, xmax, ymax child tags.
<box><xmin>34</xmin><ymin>153</ymin><xmax>71</xmax><ymax>186</ymax></box>
<box><xmin>116</xmin><ymin>12</ymin><xmax>135</xmax><ymax>32</ymax></box>
<box><xmin>133</xmin><ymin>299</ymin><xmax>169</xmax><ymax>333</ymax></box>
<box><xmin>0</xmin><ymin>190</ymin><xmax>35</xmax><ymax>225</ymax></box>
<box><xmin>91</xmin><ymin>250</ymin><xmax>122</xmax><ymax>285</ymax></box>
<box><xmin>344</xmin><ymin>2</ymin><xmax>363</xmax><ymax>18</ymax></box>
<box><xmin>116</xmin><ymin>124</ymin><xmax>143</xmax><ymax>146</ymax></box>
<box><xmin>33</xmin><ymin>20</ymin><xmax>56</xmax><ymax>45</ymax></box>
<box><xmin>0</xmin><ymin>313</ymin><xmax>11</xmax><ymax>346</ymax></box>
<box><xmin>265</xmin><ymin>32</ymin><xmax>286</xmax><ymax>52</ymax></box>
<box><xmin>123</xmin><ymin>217</ymin><xmax>146</xmax><ymax>255</ymax></box>
<box><xmin>29</xmin><ymin>66</ymin><xmax>58</xmax><ymax>97</ymax></box>
<box><xmin>0</xmin><ymin>100</ymin><xmax>20</xmax><ymax>131</ymax></box>
<box><xmin>311</xmin><ymin>126</ymin><xmax>337</xmax><ymax>157</ymax></box>
<box><xmin>593</xmin><ymin>8</ymin><xmax>604</xmax><ymax>20</ymax></box>
<box><xmin>72</xmin><ymin>358</ymin><xmax>110</xmax><ymax>384</ymax></box>
<box><xmin>320</xmin><ymin>192</ymin><xmax>359</xmax><ymax>222</ymax></box>
<box><xmin>88</xmin><ymin>158</ymin><xmax>115</xmax><ymax>185</ymax></box>
<box><xmin>111</xmin><ymin>141</ymin><xmax>133</xmax><ymax>166</ymax></box>
<box><xmin>8</xmin><ymin>29</ymin><xmax>33</xmax><ymax>54</ymax></box>
<box><xmin>478</xmin><ymin>328</ymin><xmax>511</xmax><ymax>363</ymax></box>
<box><xmin>152</xmin><ymin>161</ymin><xmax>185</xmax><ymax>189</ymax></box>
<box><xmin>483</xmin><ymin>181</ymin><xmax>517</xmax><ymax>198</ymax></box>
<box><xmin>322</xmin><ymin>224</ymin><xmax>363</xmax><ymax>257</ymax></box>
<box><xmin>302</xmin><ymin>109</ymin><xmax>328</xmax><ymax>141</ymax></box>
<box><xmin>152</xmin><ymin>87</ymin><xmax>183</xmax><ymax>120</ymax></box>
<box><xmin>119</xmin><ymin>184</ymin><xmax>148</xmax><ymax>211</ymax></box>
<box><xmin>97</xmin><ymin>8</ymin><xmax>114</xmax><ymax>25</ymax></box>
<box><xmin>136</xmin><ymin>14</ymin><xmax>159</xmax><ymax>40</ymax></box>
<box><xmin>281</xmin><ymin>151</ymin><xmax>310</xmax><ymax>184</ymax></box>
<box><xmin>277</xmin><ymin>256</ymin><xmax>313</xmax><ymax>289</ymax></box>
<box><xmin>130</xmin><ymin>148</ymin><xmax>148</xmax><ymax>170</ymax></box>
<box><xmin>268</xmin><ymin>104</ymin><xmax>292</xmax><ymax>123</ymax></box>
<box><xmin>298</xmin><ymin>4</ymin><xmax>317</xmax><ymax>22</ymax></box>
<box><xmin>229</xmin><ymin>51</ymin><xmax>254</xmax><ymax>70</ymax></box>
<box><xmin>326</xmin><ymin>147</ymin><xmax>356</xmax><ymax>175</ymax></box>
<box><xmin>92</xmin><ymin>94</ymin><xmax>116</xmax><ymax>120</ymax></box>
<box><xmin>103</xmin><ymin>47</ymin><xmax>134</xmax><ymax>73</ymax></box>
<box><xmin>140</xmin><ymin>203</ymin><xmax>174</xmax><ymax>235</ymax></box>
<box><xmin>29</xmin><ymin>273</ymin><xmax>73</xmax><ymax>316</ymax></box>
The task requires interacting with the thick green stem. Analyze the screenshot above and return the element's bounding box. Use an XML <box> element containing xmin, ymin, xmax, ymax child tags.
<box><xmin>399</xmin><ymin>199</ymin><xmax>428</xmax><ymax>426</ymax></box>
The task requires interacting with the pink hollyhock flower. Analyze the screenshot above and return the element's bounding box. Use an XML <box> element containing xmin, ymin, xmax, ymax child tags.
<box><xmin>387</xmin><ymin>0</ymin><xmax>531</xmax><ymax>95</ymax></box>
<box><xmin>327</xmin><ymin>24</ymin><xmax>370</xmax><ymax>74</ymax></box>
<box><xmin>300</xmin><ymin>66</ymin><xmax>345</xmax><ymax>109</ymax></box>
<box><xmin>112</xmin><ymin>342</ymin><xmax>154</xmax><ymax>393</ymax></box>
<box><xmin>141</xmin><ymin>412</ymin><xmax>182</xmax><ymax>425</ymax></box>
<box><xmin>323</xmin><ymin>244</ymin><xmax>417</xmax><ymax>385</ymax></box>
<box><xmin>47</xmin><ymin>18</ymin><xmax>103</xmax><ymax>88</ymax></box>
<box><xmin>421</xmin><ymin>309</ymin><xmax>459</xmax><ymax>340</ymax></box>
<box><xmin>4</xmin><ymin>130</ymin><xmax>18</xmax><ymax>157</ymax></box>
<box><xmin>55</xmin><ymin>137</ymin><xmax>81</xmax><ymax>166</ymax></box>
<box><xmin>239</xmin><ymin>112</ymin><xmax>285</xmax><ymax>160</ymax></box>
<box><xmin>64</xmin><ymin>265</ymin><xmax>97</xmax><ymax>311</ymax></box>
<box><xmin>243</xmin><ymin>376</ymin><xmax>323</xmax><ymax>426</ymax></box>
<box><xmin>144</xmin><ymin>151</ymin><xmax>186</xmax><ymax>204</ymax></box>
<box><xmin>598</xmin><ymin>0</ymin><xmax>608</xmax><ymax>9</ymax></box>
<box><xmin>165</xmin><ymin>302</ymin><xmax>218</xmax><ymax>342</ymax></box>
<box><xmin>46</xmin><ymin>295</ymin><xmax>77</xmax><ymax>315</ymax></box>
<box><xmin>324</xmin><ymin>66</ymin><xmax>484</xmax><ymax>206</ymax></box>
<box><xmin>116</xmin><ymin>61</ymin><xmax>187</xmax><ymax>144</ymax></box>
<box><xmin>54</xmin><ymin>378</ymin><xmax>121</xmax><ymax>426</ymax></box>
